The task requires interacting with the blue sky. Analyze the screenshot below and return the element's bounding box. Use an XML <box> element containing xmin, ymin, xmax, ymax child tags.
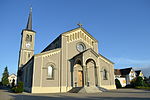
<box><xmin>0</xmin><ymin>0</ymin><xmax>150</xmax><ymax>79</ymax></box>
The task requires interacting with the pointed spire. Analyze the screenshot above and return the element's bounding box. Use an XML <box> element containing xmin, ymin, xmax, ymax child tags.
<box><xmin>26</xmin><ymin>7</ymin><xmax>32</xmax><ymax>30</ymax></box>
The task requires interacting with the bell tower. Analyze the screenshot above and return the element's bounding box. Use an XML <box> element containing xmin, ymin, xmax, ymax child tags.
<box><xmin>18</xmin><ymin>8</ymin><xmax>36</xmax><ymax>69</ymax></box>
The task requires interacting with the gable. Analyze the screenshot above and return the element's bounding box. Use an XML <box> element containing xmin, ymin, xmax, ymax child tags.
<box><xmin>8</xmin><ymin>74</ymin><xmax>17</xmax><ymax>79</ymax></box>
<box><xmin>139</xmin><ymin>72</ymin><xmax>143</xmax><ymax>76</ymax></box>
<box><xmin>129</xmin><ymin>69</ymin><xmax>135</xmax><ymax>75</ymax></box>
<box><xmin>62</xmin><ymin>27</ymin><xmax>97</xmax><ymax>46</ymax></box>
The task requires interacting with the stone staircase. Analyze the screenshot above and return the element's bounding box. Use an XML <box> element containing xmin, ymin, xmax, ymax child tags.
<box><xmin>68</xmin><ymin>86</ymin><xmax>107</xmax><ymax>93</ymax></box>
<box><xmin>68</xmin><ymin>87</ymin><xmax>83</xmax><ymax>93</ymax></box>
<box><xmin>97</xmin><ymin>86</ymin><xmax>108</xmax><ymax>92</ymax></box>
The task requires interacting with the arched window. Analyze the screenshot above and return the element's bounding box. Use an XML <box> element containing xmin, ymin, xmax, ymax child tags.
<box><xmin>47</xmin><ymin>65</ymin><xmax>54</xmax><ymax>79</ymax></box>
<box><xmin>103</xmin><ymin>69</ymin><xmax>108</xmax><ymax>80</ymax></box>
<box><xmin>26</xmin><ymin>34</ymin><xmax>30</xmax><ymax>41</ymax></box>
<box><xmin>28</xmin><ymin>53</ymin><xmax>30</xmax><ymax>58</ymax></box>
<box><xmin>30</xmin><ymin>35</ymin><xmax>32</xmax><ymax>42</ymax></box>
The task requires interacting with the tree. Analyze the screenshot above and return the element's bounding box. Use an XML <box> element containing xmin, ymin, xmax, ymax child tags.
<box><xmin>1</xmin><ymin>66</ymin><xmax>9</xmax><ymax>86</ymax></box>
<box><xmin>134</xmin><ymin>76</ymin><xmax>144</xmax><ymax>86</ymax></box>
<box><xmin>11</xmin><ymin>81</ymin><xmax>24</xmax><ymax>93</ymax></box>
<box><xmin>131</xmin><ymin>76</ymin><xmax>147</xmax><ymax>87</ymax></box>
<box><xmin>115</xmin><ymin>79</ymin><xmax>122</xmax><ymax>88</ymax></box>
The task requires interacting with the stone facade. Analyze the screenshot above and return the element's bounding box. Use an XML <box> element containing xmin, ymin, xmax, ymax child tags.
<box><xmin>18</xmin><ymin>10</ymin><xmax>116</xmax><ymax>93</ymax></box>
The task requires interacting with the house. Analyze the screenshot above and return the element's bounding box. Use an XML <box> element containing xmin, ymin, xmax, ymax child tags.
<box><xmin>8</xmin><ymin>73</ymin><xmax>17</xmax><ymax>87</ymax></box>
<box><xmin>114</xmin><ymin>67</ymin><xmax>137</xmax><ymax>86</ymax></box>
<box><xmin>135</xmin><ymin>70</ymin><xmax>144</xmax><ymax>79</ymax></box>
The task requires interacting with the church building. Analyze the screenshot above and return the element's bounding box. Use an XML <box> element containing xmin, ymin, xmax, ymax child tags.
<box><xmin>17</xmin><ymin>9</ymin><xmax>116</xmax><ymax>93</ymax></box>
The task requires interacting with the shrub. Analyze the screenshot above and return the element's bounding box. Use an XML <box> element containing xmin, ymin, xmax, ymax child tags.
<box><xmin>0</xmin><ymin>82</ymin><xmax>2</xmax><ymax>86</ymax></box>
<box><xmin>125</xmin><ymin>84</ymin><xmax>132</xmax><ymax>88</ymax></box>
<box><xmin>115</xmin><ymin>79</ymin><xmax>122</xmax><ymax>88</ymax></box>
<box><xmin>130</xmin><ymin>76</ymin><xmax>150</xmax><ymax>88</ymax></box>
<box><xmin>11</xmin><ymin>81</ymin><xmax>23</xmax><ymax>93</ymax></box>
<box><xmin>135</xmin><ymin>76</ymin><xmax>144</xmax><ymax>86</ymax></box>
<box><xmin>130</xmin><ymin>77</ymin><xmax>137</xmax><ymax>87</ymax></box>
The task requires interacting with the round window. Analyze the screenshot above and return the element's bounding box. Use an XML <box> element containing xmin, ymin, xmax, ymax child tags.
<box><xmin>76</xmin><ymin>43</ymin><xmax>86</xmax><ymax>52</ymax></box>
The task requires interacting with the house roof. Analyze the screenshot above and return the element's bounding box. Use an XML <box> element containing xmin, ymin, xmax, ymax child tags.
<box><xmin>114</xmin><ymin>69</ymin><xmax>121</xmax><ymax>75</ymax></box>
<box><xmin>41</xmin><ymin>35</ymin><xmax>61</xmax><ymax>53</ymax></box>
<box><xmin>135</xmin><ymin>70</ymin><xmax>141</xmax><ymax>76</ymax></box>
<box><xmin>9</xmin><ymin>73</ymin><xmax>17</xmax><ymax>77</ymax></box>
<box><xmin>120</xmin><ymin>67</ymin><xmax>132</xmax><ymax>75</ymax></box>
<box><xmin>114</xmin><ymin>67</ymin><xmax>133</xmax><ymax>75</ymax></box>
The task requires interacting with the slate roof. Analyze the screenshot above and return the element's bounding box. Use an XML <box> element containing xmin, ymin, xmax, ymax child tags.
<box><xmin>120</xmin><ymin>67</ymin><xmax>132</xmax><ymax>75</ymax></box>
<box><xmin>114</xmin><ymin>69</ymin><xmax>121</xmax><ymax>75</ymax></box>
<box><xmin>114</xmin><ymin>67</ymin><xmax>133</xmax><ymax>76</ymax></box>
<box><xmin>26</xmin><ymin>7</ymin><xmax>32</xmax><ymax>30</ymax></box>
<box><xmin>9</xmin><ymin>73</ymin><xmax>17</xmax><ymax>77</ymax></box>
<box><xmin>135</xmin><ymin>70</ymin><xmax>141</xmax><ymax>76</ymax></box>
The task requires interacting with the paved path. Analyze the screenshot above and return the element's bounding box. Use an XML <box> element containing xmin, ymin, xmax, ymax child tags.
<box><xmin>0</xmin><ymin>88</ymin><xmax>150</xmax><ymax>100</ymax></box>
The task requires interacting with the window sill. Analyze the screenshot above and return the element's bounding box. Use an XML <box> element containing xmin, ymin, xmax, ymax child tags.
<box><xmin>47</xmin><ymin>78</ymin><xmax>54</xmax><ymax>80</ymax></box>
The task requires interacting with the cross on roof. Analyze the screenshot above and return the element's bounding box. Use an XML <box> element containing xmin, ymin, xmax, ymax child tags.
<box><xmin>77</xmin><ymin>23</ymin><xmax>82</xmax><ymax>27</ymax></box>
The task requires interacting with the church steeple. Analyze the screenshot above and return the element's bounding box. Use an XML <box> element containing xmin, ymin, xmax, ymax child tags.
<box><xmin>18</xmin><ymin>7</ymin><xmax>36</xmax><ymax>70</ymax></box>
<box><xmin>26</xmin><ymin>7</ymin><xmax>32</xmax><ymax>30</ymax></box>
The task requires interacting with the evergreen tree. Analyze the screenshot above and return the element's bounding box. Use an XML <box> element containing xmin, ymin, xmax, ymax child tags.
<box><xmin>2</xmin><ymin>66</ymin><xmax>9</xmax><ymax>86</ymax></box>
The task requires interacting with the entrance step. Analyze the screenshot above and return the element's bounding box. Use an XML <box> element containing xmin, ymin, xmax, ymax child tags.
<box><xmin>97</xmin><ymin>86</ymin><xmax>108</xmax><ymax>92</ymax></box>
<box><xmin>78</xmin><ymin>87</ymin><xmax>102</xmax><ymax>93</ymax></box>
<box><xmin>68</xmin><ymin>87</ymin><xmax>83</xmax><ymax>93</ymax></box>
<box><xmin>69</xmin><ymin>86</ymin><xmax>103</xmax><ymax>93</ymax></box>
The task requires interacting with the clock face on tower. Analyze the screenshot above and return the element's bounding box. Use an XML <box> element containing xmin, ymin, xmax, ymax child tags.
<box><xmin>26</xmin><ymin>43</ymin><xmax>31</xmax><ymax>48</ymax></box>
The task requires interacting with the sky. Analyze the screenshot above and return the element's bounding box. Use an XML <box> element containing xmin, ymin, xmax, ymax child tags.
<box><xmin>0</xmin><ymin>0</ymin><xmax>150</xmax><ymax>80</ymax></box>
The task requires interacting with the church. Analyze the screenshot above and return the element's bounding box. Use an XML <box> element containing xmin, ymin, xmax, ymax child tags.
<box><xmin>17</xmin><ymin>9</ymin><xmax>116</xmax><ymax>93</ymax></box>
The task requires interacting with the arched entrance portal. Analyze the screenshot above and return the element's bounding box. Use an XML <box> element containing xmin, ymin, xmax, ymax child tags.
<box><xmin>86</xmin><ymin>59</ymin><xmax>98</xmax><ymax>86</ymax></box>
<box><xmin>74</xmin><ymin>60</ymin><xmax>84</xmax><ymax>87</ymax></box>
<box><xmin>78</xmin><ymin>70</ymin><xmax>83</xmax><ymax>87</ymax></box>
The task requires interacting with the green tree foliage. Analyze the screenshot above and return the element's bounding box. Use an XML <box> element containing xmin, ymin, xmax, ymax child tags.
<box><xmin>1</xmin><ymin>67</ymin><xmax>9</xmax><ymax>86</ymax></box>
<box><xmin>135</xmin><ymin>76</ymin><xmax>144</xmax><ymax>86</ymax></box>
<box><xmin>131</xmin><ymin>76</ymin><xmax>148</xmax><ymax>87</ymax></box>
<box><xmin>12</xmin><ymin>81</ymin><xmax>24</xmax><ymax>93</ymax></box>
<box><xmin>115</xmin><ymin>79</ymin><xmax>122</xmax><ymax>88</ymax></box>
<box><xmin>143</xmin><ymin>77</ymin><xmax>150</xmax><ymax>87</ymax></box>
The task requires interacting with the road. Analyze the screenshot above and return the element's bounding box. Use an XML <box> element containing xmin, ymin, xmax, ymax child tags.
<box><xmin>0</xmin><ymin>88</ymin><xmax>150</xmax><ymax>100</ymax></box>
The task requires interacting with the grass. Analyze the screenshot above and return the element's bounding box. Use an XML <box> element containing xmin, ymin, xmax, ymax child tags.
<box><xmin>135</xmin><ymin>86</ymin><xmax>150</xmax><ymax>90</ymax></box>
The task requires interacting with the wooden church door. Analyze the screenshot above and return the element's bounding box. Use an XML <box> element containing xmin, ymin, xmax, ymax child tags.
<box><xmin>78</xmin><ymin>71</ymin><xmax>83</xmax><ymax>87</ymax></box>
